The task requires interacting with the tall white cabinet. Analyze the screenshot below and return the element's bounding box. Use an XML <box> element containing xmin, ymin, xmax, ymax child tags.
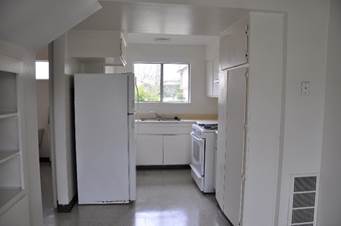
<box><xmin>217</xmin><ymin>67</ymin><xmax>248</xmax><ymax>225</ymax></box>
<box><xmin>216</xmin><ymin>12</ymin><xmax>286</xmax><ymax>226</ymax></box>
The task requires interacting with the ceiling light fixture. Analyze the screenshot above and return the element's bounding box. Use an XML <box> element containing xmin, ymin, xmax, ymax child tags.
<box><xmin>154</xmin><ymin>37</ymin><xmax>171</xmax><ymax>42</ymax></box>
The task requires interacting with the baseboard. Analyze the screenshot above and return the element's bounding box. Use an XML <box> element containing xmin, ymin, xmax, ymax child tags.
<box><xmin>137</xmin><ymin>165</ymin><xmax>190</xmax><ymax>170</ymax></box>
<box><xmin>57</xmin><ymin>195</ymin><xmax>77</xmax><ymax>213</ymax></box>
<box><xmin>39</xmin><ymin>157</ymin><xmax>51</xmax><ymax>163</ymax></box>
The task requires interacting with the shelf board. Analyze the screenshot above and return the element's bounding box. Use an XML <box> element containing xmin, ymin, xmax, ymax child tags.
<box><xmin>0</xmin><ymin>113</ymin><xmax>18</xmax><ymax>120</ymax></box>
<box><xmin>0</xmin><ymin>150</ymin><xmax>19</xmax><ymax>164</ymax></box>
<box><xmin>0</xmin><ymin>187</ymin><xmax>24</xmax><ymax>215</ymax></box>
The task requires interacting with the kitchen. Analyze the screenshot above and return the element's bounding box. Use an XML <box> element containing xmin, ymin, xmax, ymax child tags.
<box><xmin>38</xmin><ymin>3</ymin><xmax>285</xmax><ymax>225</ymax></box>
<box><xmin>1</xmin><ymin>0</ymin><xmax>332</xmax><ymax>226</ymax></box>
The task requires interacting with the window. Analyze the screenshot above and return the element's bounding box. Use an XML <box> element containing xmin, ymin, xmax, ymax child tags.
<box><xmin>35</xmin><ymin>61</ymin><xmax>49</xmax><ymax>80</ymax></box>
<box><xmin>134</xmin><ymin>63</ymin><xmax>190</xmax><ymax>103</ymax></box>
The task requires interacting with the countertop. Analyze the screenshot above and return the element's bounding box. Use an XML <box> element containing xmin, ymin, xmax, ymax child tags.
<box><xmin>135</xmin><ymin>119</ymin><xmax>196</xmax><ymax>124</ymax></box>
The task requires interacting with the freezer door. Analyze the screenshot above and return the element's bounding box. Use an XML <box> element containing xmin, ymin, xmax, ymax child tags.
<box><xmin>74</xmin><ymin>73</ymin><xmax>130</xmax><ymax>204</ymax></box>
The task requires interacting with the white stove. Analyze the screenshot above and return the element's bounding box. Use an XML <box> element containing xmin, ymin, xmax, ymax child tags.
<box><xmin>190</xmin><ymin>122</ymin><xmax>217</xmax><ymax>193</ymax></box>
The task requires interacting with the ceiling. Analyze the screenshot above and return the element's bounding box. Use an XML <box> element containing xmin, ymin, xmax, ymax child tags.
<box><xmin>0</xmin><ymin>0</ymin><xmax>101</xmax><ymax>50</ymax></box>
<box><xmin>74</xmin><ymin>1</ymin><xmax>247</xmax><ymax>36</ymax></box>
<box><xmin>127</xmin><ymin>33</ymin><xmax>219</xmax><ymax>45</ymax></box>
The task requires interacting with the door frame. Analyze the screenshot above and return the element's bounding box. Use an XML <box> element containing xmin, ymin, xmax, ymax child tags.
<box><xmin>48</xmin><ymin>42</ymin><xmax>58</xmax><ymax>208</ymax></box>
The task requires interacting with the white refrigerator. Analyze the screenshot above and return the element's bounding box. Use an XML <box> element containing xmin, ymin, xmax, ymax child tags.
<box><xmin>74</xmin><ymin>73</ymin><xmax>136</xmax><ymax>204</ymax></box>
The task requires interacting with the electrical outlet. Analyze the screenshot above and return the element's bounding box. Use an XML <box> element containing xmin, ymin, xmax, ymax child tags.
<box><xmin>300</xmin><ymin>81</ymin><xmax>310</xmax><ymax>96</ymax></box>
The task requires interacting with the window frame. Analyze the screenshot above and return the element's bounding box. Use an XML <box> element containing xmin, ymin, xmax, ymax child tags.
<box><xmin>35</xmin><ymin>60</ymin><xmax>49</xmax><ymax>80</ymax></box>
<box><xmin>134</xmin><ymin>62</ymin><xmax>191</xmax><ymax>104</ymax></box>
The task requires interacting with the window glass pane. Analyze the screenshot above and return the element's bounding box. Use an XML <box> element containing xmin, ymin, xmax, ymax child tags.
<box><xmin>134</xmin><ymin>63</ymin><xmax>161</xmax><ymax>102</ymax></box>
<box><xmin>163</xmin><ymin>64</ymin><xmax>189</xmax><ymax>103</ymax></box>
<box><xmin>35</xmin><ymin>61</ymin><xmax>49</xmax><ymax>80</ymax></box>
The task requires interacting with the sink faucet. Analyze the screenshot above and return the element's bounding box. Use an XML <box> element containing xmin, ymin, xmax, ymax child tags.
<box><xmin>148</xmin><ymin>111</ymin><xmax>162</xmax><ymax>120</ymax></box>
<box><xmin>154</xmin><ymin>112</ymin><xmax>162</xmax><ymax>120</ymax></box>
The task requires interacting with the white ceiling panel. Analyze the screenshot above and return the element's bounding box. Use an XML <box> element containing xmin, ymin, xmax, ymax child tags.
<box><xmin>74</xmin><ymin>1</ymin><xmax>247</xmax><ymax>36</ymax></box>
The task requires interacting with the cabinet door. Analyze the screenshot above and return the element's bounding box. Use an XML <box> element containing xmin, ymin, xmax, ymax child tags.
<box><xmin>223</xmin><ymin>67</ymin><xmax>248</xmax><ymax>225</ymax></box>
<box><xmin>211</xmin><ymin>58</ymin><xmax>220</xmax><ymax>98</ymax></box>
<box><xmin>163</xmin><ymin>134</ymin><xmax>190</xmax><ymax>165</ymax></box>
<box><xmin>216</xmin><ymin>71</ymin><xmax>228</xmax><ymax>210</ymax></box>
<box><xmin>206</xmin><ymin>60</ymin><xmax>214</xmax><ymax>97</ymax></box>
<box><xmin>207</xmin><ymin>58</ymin><xmax>219</xmax><ymax>98</ymax></box>
<box><xmin>213</xmin><ymin>57</ymin><xmax>220</xmax><ymax>81</ymax></box>
<box><xmin>136</xmin><ymin>135</ymin><xmax>163</xmax><ymax>165</ymax></box>
<box><xmin>220</xmin><ymin>17</ymin><xmax>248</xmax><ymax>70</ymax></box>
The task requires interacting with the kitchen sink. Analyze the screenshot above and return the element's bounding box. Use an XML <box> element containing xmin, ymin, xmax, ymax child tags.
<box><xmin>140</xmin><ymin>116</ymin><xmax>181</xmax><ymax>122</ymax></box>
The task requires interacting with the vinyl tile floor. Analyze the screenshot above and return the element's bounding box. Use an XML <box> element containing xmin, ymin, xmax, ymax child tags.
<box><xmin>40</xmin><ymin>163</ymin><xmax>231</xmax><ymax>226</ymax></box>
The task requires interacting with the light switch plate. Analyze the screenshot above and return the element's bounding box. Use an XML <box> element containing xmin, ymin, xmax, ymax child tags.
<box><xmin>300</xmin><ymin>81</ymin><xmax>310</xmax><ymax>96</ymax></box>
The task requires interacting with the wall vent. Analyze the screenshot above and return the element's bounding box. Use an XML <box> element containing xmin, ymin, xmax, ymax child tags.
<box><xmin>289</xmin><ymin>175</ymin><xmax>318</xmax><ymax>226</ymax></box>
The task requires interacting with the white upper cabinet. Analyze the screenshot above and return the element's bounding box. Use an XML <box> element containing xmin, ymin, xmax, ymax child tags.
<box><xmin>206</xmin><ymin>57</ymin><xmax>220</xmax><ymax>98</ymax></box>
<box><xmin>206</xmin><ymin>60</ymin><xmax>214</xmax><ymax>97</ymax></box>
<box><xmin>68</xmin><ymin>30</ymin><xmax>127</xmax><ymax>66</ymax></box>
<box><xmin>220</xmin><ymin>16</ymin><xmax>249</xmax><ymax>70</ymax></box>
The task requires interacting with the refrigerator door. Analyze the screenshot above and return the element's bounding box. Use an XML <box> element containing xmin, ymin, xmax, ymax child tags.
<box><xmin>74</xmin><ymin>73</ymin><xmax>130</xmax><ymax>204</ymax></box>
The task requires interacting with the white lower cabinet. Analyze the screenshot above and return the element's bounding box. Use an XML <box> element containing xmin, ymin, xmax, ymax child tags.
<box><xmin>136</xmin><ymin>123</ymin><xmax>192</xmax><ymax>166</ymax></box>
<box><xmin>163</xmin><ymin>134</ymin><xmax>190</xmax><ymax>165</ymax></box>
<box><xmin>136</xmin><ymin>135</ymin><xmax>163</xmax><ymax>165</ymax></box>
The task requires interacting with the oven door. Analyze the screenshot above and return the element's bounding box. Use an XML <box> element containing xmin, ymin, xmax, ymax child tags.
<box><xmin>190</xmin><ymin>132</ymin><xmax>205</xmax><ymax>177</ymax></box>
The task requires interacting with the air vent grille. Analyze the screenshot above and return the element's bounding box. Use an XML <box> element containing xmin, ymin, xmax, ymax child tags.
<box><xmin>290</xmin><ymin>175</ymin><xmax>318</xmax><ymax>226</ymax></box>
<box><xmin>292</xmin><ymin>208</ymin><xmax>315</xmax><ymax>224</ymax></box>
<box><xmin>293</xmin><ymin>193</ymin><xmax>316</xmax><ymax>208</ymax></box>
<box><xmin>294</xmin><ymin>176</ymin><xmax>316</xmax><ymax>192</ymax></box>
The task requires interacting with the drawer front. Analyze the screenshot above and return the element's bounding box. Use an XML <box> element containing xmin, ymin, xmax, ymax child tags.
<box><xmin>136</xmin><ymin>123</ymin><xmax>193</xmax><ymax>135</ymax></box>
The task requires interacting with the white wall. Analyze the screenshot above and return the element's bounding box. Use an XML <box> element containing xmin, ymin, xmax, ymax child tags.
<box><xmin>318</xmin><ymin>1</ymin><xmax>341</xmax><ymax>225</ymax></box>
<box><xmin>126</xmin><ymin>43</ymin><xmax>218</xmax><ymax>115</ymax></box>
<box><xmin>53</xmin><ymin>34</ymin><xmax>78</xmax><ymax>205</ymax></box>
<box><xmin>36</xmin><ymin>80</ymin><xmax>50</xmax><ymax>158</ymax></box>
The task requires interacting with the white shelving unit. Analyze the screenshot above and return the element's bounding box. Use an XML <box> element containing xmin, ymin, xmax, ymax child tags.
<box><xmin>0</xmin><ymin>151</ymin><xmax>19</xmax><ymax>164</ymax></box>
<box><xmin>0</xmin><ymin>71</ymin><xmax>24</xmax><ymax>216</ymax></box>
<box><xmin>0</xmin><ymin>113</ymin><xmax>18</xmax><ymax>120</ymax></box>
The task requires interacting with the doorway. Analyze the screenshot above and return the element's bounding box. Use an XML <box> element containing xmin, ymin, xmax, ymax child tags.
<box><xmin>35</xmin><ymin>45</ymin><xmax>58</xmax><ymax>218</ymax></box>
